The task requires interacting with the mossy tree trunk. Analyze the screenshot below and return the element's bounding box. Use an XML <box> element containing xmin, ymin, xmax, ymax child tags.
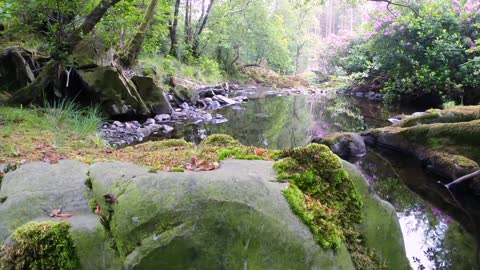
<box><xmin>8</xmin><ymin>0</ymin><xmax>122</xmax><ymax>105</ymax></box>
<box><xmin>122</xmin><ymin>0</ymin><xmax>160</xmax><ymax>66</ymax></box>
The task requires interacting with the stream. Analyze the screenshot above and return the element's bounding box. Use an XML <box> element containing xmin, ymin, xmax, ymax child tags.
<box><xmin>171</xmin><ymin>91</ymin><xmax>476</xmax><ymax>270</ymax></box>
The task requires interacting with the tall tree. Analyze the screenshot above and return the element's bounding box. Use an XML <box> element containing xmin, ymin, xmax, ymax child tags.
<box><xmin>183</xmin><ymin>0</ymin><xmax>214</xmax><ymax>58</ymax></box>
<box><xmin>67</xmin><ymin>0</ymin><xmax>123</xmax><ymax>51</ymax></box>
<box><xmin>169</xmin><ymin>0</ymin><xmax>181</xmax><ymax>56</ymax></box>
<box><xmin>122</xmin><ymin>0</ymin><xmax>161</xmax><ymax>66</ymax></box>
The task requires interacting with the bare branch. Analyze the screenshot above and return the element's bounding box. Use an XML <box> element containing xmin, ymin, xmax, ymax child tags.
<box><xmin>446</xmin><ymin>170</ymin><xmax>480</xmax><ymax>189</ymax></box>
<box><xmin>368</xmin><ymin>0</ymin><xmax>420</xmax><ymax>17</ymax></box>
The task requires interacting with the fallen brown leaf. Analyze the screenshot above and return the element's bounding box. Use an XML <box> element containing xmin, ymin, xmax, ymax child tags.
<box><xmin>95</xmin><ymin>205</ymin><xmax>103</xmax><ymax>217</ymax></box>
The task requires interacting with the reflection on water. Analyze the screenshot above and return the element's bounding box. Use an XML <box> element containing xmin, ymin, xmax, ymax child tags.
<box><xmin>177</xmin><ymin>93</ymin><xmax>476</xmax><ymax>269</ymax></box>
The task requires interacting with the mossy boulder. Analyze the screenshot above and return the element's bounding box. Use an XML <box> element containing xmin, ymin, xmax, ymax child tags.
<box><xmin>72</xmin><ymin>38</ymin><xmax>113</xmax><ymax>68</ymax></box>
<box><xmin>0</xmin><ymin>153</ymin><xmax>408</xmax><ymax>269</ymax></box>
<box><xmin>170</xmin><ymin>76</ymin><xmax>200</xmax><ymax>104</ymax></box>
<box><xmin>398</xmin><ymin>106</ymin><xmax>480</xmax><ymax>128</ymax></box>
<box><xmin>77</xmin><ymin>66</ymin><xmax>172</xmax><ymax>117</ymax></box>
<box><xmin>312</xmin><ymin>132</ymin><xmax>366</xmax><ymax>160</ymax></box>
<box><xmin>88</xmin><ymin>160</ymin><xmax>356</xmax><ymax>269</ymax></box>
<box><xmin>364</xmin><ymin>118</ymin><xmax>480</xmax><ymax>179</ymax></box>
<box><xmin>0</xmin><ymin>221</ymin><xmax>79</xmax><ymax>269</ymax></box>
<box><xmin>342</xmin><ymin>161</ymin><xmax>411</xmax><ymax>270</ymax></box>
<box><xmin>274</xmin><ymin>144</ymin><xmax>409</xmax><ymax>269</ymax></box>
<box><xmin>0</xmin><ymin>160</ymin><xmax>91</xmax><ymax>241</ymax></box>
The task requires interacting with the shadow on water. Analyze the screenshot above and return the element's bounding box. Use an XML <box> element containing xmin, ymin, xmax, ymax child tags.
<box><xmin>174</xmin><ymin>93</ymin><xmax>477</xmax><ymax>270</ymax></box>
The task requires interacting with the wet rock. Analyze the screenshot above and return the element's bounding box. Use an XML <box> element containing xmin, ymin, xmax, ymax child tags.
<box><xmin>143</xmin><ymin>118</ymin><xmax>156</xmax><ymax>126</ymax></box>
<box><xmin>131</xmin><ymin>76</ymin><xmax>173</xmax><ymax>115</ymax></box>
<box><xmin>312</xmin><ymin>132</ymin><xmax>366</xmax><ymax>160</ymax></box>
<box><xmin>154</xmin><ymin>114</ymin><xmax>171</xmax><ymax>122</ymax></box>
<box><xmin>170</xmin><ymin>77</ymin><xmax>199</xmax><ymax>105</ymax></box>
<box><xmin>162</xmin><ymin>125</ymin><xmax>174</xmax><ymax>134</ymax></box>
<box><xmin>171</xmin><ymin>111</ymin><xmax>188</xmax><ymax>120</ymax></box>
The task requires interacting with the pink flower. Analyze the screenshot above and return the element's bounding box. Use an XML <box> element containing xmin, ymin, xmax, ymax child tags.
<box><xmin>466</xmin><ymin>18</ymin><xmax>473</xmax><ymax>23</ymax></box>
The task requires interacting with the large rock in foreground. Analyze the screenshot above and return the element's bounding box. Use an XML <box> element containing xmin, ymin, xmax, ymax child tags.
<box><xmin>0</xmin><ymin>157</ymin><xmax>408</xmax><ymax>269</ymax></box>
<box><xmin>88</xmin><ymin>160</ymin><xmax>355</xmax><ymax>269</ymax></box>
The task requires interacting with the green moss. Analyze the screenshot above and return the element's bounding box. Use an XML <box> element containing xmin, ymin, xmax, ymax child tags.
<box><xmin>399</xmin><ymin>106</ymin><xmax>480</xmax><ymax>127</ymax></box>
<box><xmin>201</xmin><ymin>134</ymin><xmax>240</xmax><ymax>147</ymax></box>
<box><xmin>168</xmin><ymin>167</ymin><xmax>185</xmax><ymax>172</ymax></box>
<box><xmin>217</xmin><ymin>148</ymin><xmax>262</xmax><ymax>161</ymax></box>
<box><xmin>88</xmin><ymin>198</ymin><xmax>98</xmax><ymax>212</ymax></box>
<box><xmin>0</xmin><ymin>221</ymin><xmax>80</xmax><ymax>270</ymax></box>
<box><xmin>276</xmin><ymin>144</ymin><xmax>363</xmax><ymax>251</ymax></box>
<box><xmin>143</xmin><ymin>139</ymin><xmax>193</xmax><ymax>149</ymax></box>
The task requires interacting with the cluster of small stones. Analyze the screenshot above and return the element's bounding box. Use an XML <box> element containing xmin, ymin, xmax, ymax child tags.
<box><xmin>102</xmin><ymin>92</ymin><xmax>247</xmax><ymax>147</ymax></box>
<box><xmin>101</xmin><ymin>115</ymin><xmax>175</xmax><ymax>147</ymax></box>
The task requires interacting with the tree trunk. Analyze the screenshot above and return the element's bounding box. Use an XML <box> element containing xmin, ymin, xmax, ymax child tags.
<box><xmin>10</xmin><ymin>0</ymin><xmax>122</xmax><ymax>104</ymax></box>
<box><xmin>169</xmin><ymin>0</ymin><xmax>181</xmax><ymax>57</ymax></box>
<box><xmin>184</xmin><ymin>0</ymin><xmax>193</xmax><ymax>46</ymax></box>
<box><xmin>122</xmin><ymin>0</ymin><xmax>160</xmax><ymax>66</ymax></box>
<box><xmin>192</xmin><ymin>0</ymin><xmax>214</xmax><ymax>57</ymax></box>
<box><xmin>67</xmin><ymin>0</ymin><xmax>122</xmax><ymax>51</ymax></box>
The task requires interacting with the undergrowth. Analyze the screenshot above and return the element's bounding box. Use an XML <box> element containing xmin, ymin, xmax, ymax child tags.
<box><xmin>0</xmin><ymin>101</ymin><xmax>104</xmax><ymax>162</ymax></box>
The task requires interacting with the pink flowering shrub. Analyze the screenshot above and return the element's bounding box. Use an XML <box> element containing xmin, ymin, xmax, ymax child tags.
<box><xmin>338</xmin><ymin>0</ymin><xmax>480</xmax><ymax>104</ymax></box>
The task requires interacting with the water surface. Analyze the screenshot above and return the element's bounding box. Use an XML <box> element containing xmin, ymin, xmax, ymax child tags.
<box><xmin>177</xmin><ymin>93</ymin><xmax>476</xmax><ymax>269</ymax></box>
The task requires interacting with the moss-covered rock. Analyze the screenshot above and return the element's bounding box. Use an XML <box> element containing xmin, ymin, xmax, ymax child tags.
<box><xmin>398</xmin><ymin>106</ymin><xmax>480</xmax><ymax>128</ymax></box>
<box><xmin>0</xmin><ymin>221</ymin><xmax>80</xmax><ymax>270</ymax></box>
<box><xmin>88</xmin><ymin>160</ymin><xmax>356</xmax><ymax>269</ymax></box>
<box><xmin>312</xmin><ymin>132</ymin><xmax>366</xmax><ymax>160</ymax></box>
<box><xmin>275</xmin><ymin>144</ymin><xmax>409</xmax><ymax>270</ymax></box>
<box><xmin>170</xmin><ymin>76</ymin><xmax>199</xmax><ymax>104</ymax></box>
<box><xmin>342</xmin><ymin>161</ymin><xmax>411</xmax><ymax>270</ymax></box>
<box><xmin>365</xmin><ymin>118</ymin><xmax>480</xmax><ymax>179</ymax></box>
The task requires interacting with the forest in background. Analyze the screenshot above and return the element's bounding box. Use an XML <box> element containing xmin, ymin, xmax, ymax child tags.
<box><xmin>0</xmin><ymin>0</ymin><xmax>479</xmax><ymax>105</ymax></box>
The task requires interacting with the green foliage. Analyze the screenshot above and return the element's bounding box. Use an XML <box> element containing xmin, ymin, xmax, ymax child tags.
<box><xmin>339</xmin><ymin>0</ymin><xmax>480</xmax><ymax>104</ymax></box>
<box><xmin>0</xmin><ymin>221</ymin><xmax>80</xmax><ymax>270</ymax></box>
<box><xmin>276</xmin><ymin>144</ymin><xmax>363</xmax><ymax>250</ymax></box>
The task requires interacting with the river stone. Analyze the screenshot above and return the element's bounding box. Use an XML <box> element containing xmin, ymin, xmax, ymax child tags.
<box><xmin>343</xmin><ymin>161</ymin><xmax>411</xmax><ymax>269</ymax></box>
<box><xmin>131</xmin><ymin>76</ymin><xmax>173</xmax><ymax>115</ymax></box>
<box><xmin>0</xmin><ymin>160</ymin><xmax>90</xmax><ymax>242</ymax></box>
<box><xmin>88</xmin><ymin>160</ymin><xmax>356</xmax><ymax>270</ymax></box>
<box><xmin>312</xmin><ymin>132</ymin><xmax>366</xmax><ymax>160</ymax></box>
